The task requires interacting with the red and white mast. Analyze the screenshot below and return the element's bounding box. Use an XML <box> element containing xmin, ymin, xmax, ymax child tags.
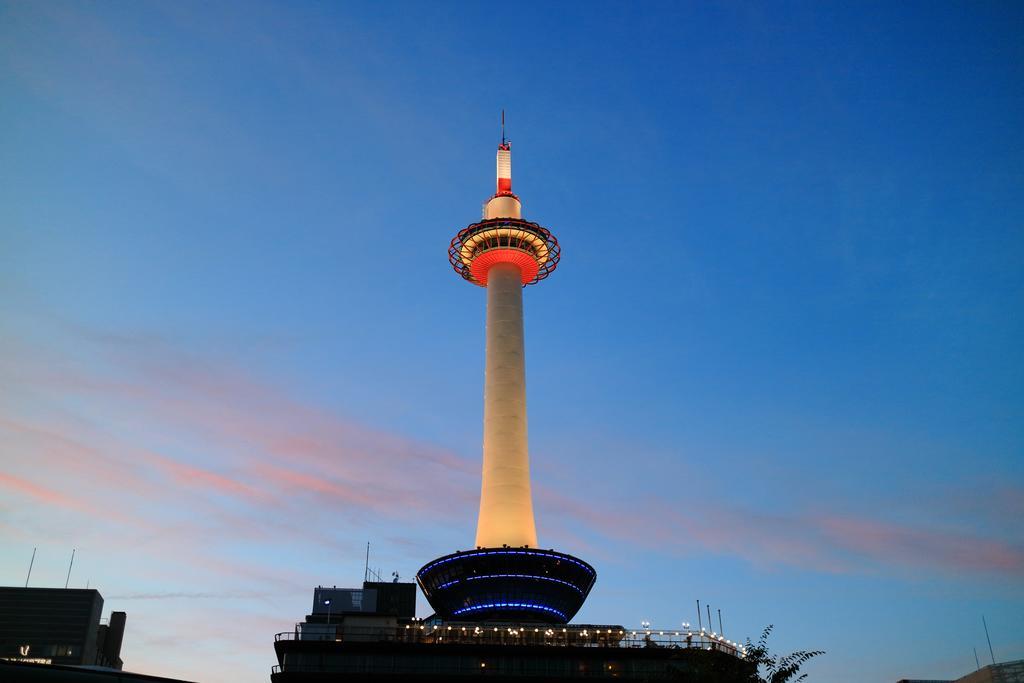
<box><xmin>483</xmin><ymin>114</ymin><xmax>522</xmax><ymax>222</ymax></box>
<box><xmin>496</xmin><ymin>111</ymin><xmax>513</xmax><ymax>196</ymax></box>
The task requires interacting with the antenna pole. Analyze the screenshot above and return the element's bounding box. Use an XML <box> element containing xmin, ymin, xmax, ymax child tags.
<box><xmin>718</xmin><ymin>608</ymin><xmax>724</xmax><ymax>637</ymax></box>
<box><xmin>364</xmin><ymin>542</ymin><xmax>370</xmax><ymax>583</ymax></box>
<box><xmin>974</xmin><ymin>647</ymin><xmax>981</xmax><ymax>670</ymax></box>
<box><xmin>707</xmin><ymin>604</ymin><xmax>712</xmax><ymax>633</ymax></box>
<box><xmin>501</xmin><ymin>110</ymin><xmax>506</xmax><ymax>145</ymax></box>
<box><xmin>25</xmin><ymin>547</ymin><xmax>36</xmax><ymax>587</ymax></box>
<box><xmin>65</xmin><ymin>549</ymin><xmax>76</xmax><ymax>589</ymax></box>
<box><xmin>696</xmin><ymin>599</ymin><xmax>702</xmax><ymax>631</ymax></box>
<box><xmin>983</xmin><ymin>615</ymin><xmax>995</xmax><ymax>665</ymax></box>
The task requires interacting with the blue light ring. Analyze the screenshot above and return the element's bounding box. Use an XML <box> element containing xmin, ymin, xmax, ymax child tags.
<box><xmin>463</xmin><ymin>573</ymin><xmax>585</xmax><ymax>595</ymax></box>
<box><xmin>431</xmin><ymin>573</ymin><xmax>585</xmax><ymax>595</ymax></box>
<box><xmin>451</xmin><ymin>602</ymin><xmax>568</xmax><ymax>621</ymax></box>
<box><xmin>418</xmin><ymin>549</ymin><xmax>595</xmax><ymax>576</ymax></box>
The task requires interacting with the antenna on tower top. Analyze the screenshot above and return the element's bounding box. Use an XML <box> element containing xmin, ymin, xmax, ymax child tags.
<box><xmin>501</xmin><ymin>109</ymin><xmax>506</xmax><ymax>145</ymax></box>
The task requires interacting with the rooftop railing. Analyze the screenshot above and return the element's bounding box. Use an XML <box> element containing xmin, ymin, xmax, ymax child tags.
<box><xmin>275</xmin><ymin>622</ymin><xmax>746</xmax><ymax>658</ymax></box>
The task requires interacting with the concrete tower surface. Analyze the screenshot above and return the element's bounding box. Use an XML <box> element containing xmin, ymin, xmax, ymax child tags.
<box><xmin>480</xmin><ymin>258</ymin><xmax>535</xmax><ymax>548</ymax></box>
<box><xmin>418</xmin><ymin>123</ymin><xmax>593</xmax><ymax>624</ymax></box>
<box><xmin>476</xmin><ymin>138</ymin><xmax>539</xmax><ymax>549</ymax></box>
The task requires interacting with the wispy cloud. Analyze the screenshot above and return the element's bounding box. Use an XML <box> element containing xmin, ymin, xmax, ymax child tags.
<box><xmin>818</xmin><ymin>514</ymin><xmax>1024</xmax><ymax>577</ymax></box>
<box><xmin>107</xmin><ymin>591</ymin><xmax>271</xmax><ymax>600</ymax></box>
<box><xmin>3</xmin><ymin>318</ymin><xmax>1020</xmax><ymax>587</ymax></box>
<box><xmin>0</xmin><ymin>472</ymin><xmax>97</xmax><ymax>515</ymax></box>
<box><xmin>537</xmin><ymin>483</ymin><xmax>1024</xmax><ymax>579</ymax></box>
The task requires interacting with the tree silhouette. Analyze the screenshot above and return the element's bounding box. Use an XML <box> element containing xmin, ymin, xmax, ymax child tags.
<box><xmin>744</xmin><ymin>625</ymin><xmax>824</xmax><ymax>683</ymax></box>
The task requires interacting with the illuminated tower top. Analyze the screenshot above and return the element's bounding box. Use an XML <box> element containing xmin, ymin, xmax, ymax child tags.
<box><xmin>449</xmin><ymin>130</ymin><xmax>560</xmax><ymax>287</ymax></box>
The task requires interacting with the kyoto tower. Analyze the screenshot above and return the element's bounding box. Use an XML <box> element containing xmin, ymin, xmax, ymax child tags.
<box><xmin>417</xmin><ymin>120</ymin><xmax>596</xmax><ymax>624</ymax></box>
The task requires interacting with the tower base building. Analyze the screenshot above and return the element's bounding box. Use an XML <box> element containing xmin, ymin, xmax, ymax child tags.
<box><xmin>272</xmin><ymin>580</ymin><xmax>751</xmax><ymax>682</ymax></box>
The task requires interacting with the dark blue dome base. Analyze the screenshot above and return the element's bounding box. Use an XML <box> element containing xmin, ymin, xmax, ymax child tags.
<box><xmin>416</xmin><ymin>548</ymin><xmax>596</xmax><ymax>624</ymax></box>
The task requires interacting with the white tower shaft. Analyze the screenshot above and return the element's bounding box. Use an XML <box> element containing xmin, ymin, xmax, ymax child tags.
<box><xmin>475</xmin><ymin>261</ymin><xmax>538</xmax><ymax>548</ymax></box>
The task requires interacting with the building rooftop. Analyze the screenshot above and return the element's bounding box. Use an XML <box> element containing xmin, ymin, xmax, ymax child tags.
<box><xmin>273</xmin><ymin>581</ymin><xmax>751</xmax><ymax>680</ymax></box>
<box><xmin>273</xmin><ymin>618</ymin><xmax>749</xmax><ymax>680</ymax></box>
<box><xmin>278</xmin><ymin>620</ymin><xmax>745</xmax><ymax>655</ymax></box>
<box><xmin>897</xmin><ymin>658</ymin><xmax>1024</xmax><ymax>683</ymax></box>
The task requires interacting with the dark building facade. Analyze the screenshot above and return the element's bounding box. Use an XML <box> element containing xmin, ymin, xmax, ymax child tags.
<box><xmin>0</xmin><ymin>659</ymin><xmax>197</xmax><ymax>683</ymax></box>
<box><xmin>273</xmin><ymin>633</ymin><xmax>754</xmax><ymax>682</ymax></box>
<box><xmin>0</xmin><ymin>587</ymin><xmax>124</xmax><ymax>668</ymax></box>
<box><xmin>272</xmin><ymin>581</ymin><xmax>752</xmax><ymax>681</ymax></box>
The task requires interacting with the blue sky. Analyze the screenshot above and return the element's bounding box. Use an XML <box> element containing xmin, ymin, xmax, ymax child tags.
<box><xmin>1</xmin><ymin>1</ymin><xmax>1022</xmax><ymax>681</ymax></box>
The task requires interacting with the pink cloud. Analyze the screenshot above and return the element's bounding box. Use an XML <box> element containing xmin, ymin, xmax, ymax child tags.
<box><xmin>0</xmin><ymin>416</ymin><xmax>155</xmax><ymax>496</ymax></box>
<box><xmin>144</xmin><ymin>450</ymin><xmax>271</xmax><ymax>504</ymax></box>
<box><xmin>538</xmin><ymin>487</ymin><xmax>851</xmax><ymax>573</ymax></box>
<box><xmin>1</xmin><ymin>326</ymin><xmax>476</xmax><ymax>523</ymax></box>
<box><xmin>537</xmin><ymin>484</ymin><xmax>1023</xmax><ymax>579</ymax></box>
<box><xmin>0</xmin><ymin>472</ymin><xmax>95</xmax><ymax>514</ymax></box>
<box><xmin>818</xmin><ymin>515</ymin><xmax>1024</xmax><ymax>577</ymax></box>
<box><xmin>0</xmin><ymin>467</ymin><xmax>138</xmax><ymax>529</ymax></box>
<box><xmin>252</xmin><ymin>462</ymin><xmax>378</xmax><ymax>507</ymax></box>
<box><xmin>2</xmin><ymin>319</ymin><xmax>1020</xmax><ymax>589</ymax></box>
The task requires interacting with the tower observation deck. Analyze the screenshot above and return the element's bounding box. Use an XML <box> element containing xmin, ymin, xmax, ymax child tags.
<box><xmin>418</xmin><ymin>124</ymin><xmax>594</xmax><ymax>624</ymax></box>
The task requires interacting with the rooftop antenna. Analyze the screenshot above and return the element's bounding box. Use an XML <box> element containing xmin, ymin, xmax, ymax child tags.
<box><xmin>25</xmin><ymin>547</ymin><xmax>36</xmax><ymax>587</ymax></box>
<box><xmin>501</xmin><ymin>109</ymin><xmax>506</xmax><ymax>146</ymax></box>
<box><xmin>64</xmin><ymin>548</ymin><xmax>76</xmax><ymax>589</ymax></box>
<box><xmin>983</xmin><ymin>615</ymin><xmax>995</xmax><ymax>665</ymax></box>
<box><xmin>707</xmin><ymin>603</ymin><xmax>712</xmax><ymax>634</ymax></box>
<box><xmin>696</xmin><ymin>599</ymin><xmax>702</xmax><ymax>631</ymax></box>
<box><xmin>364</xmin><ymin>542</ymin><xmax>370</xmax><ymax>583</ymax></box>
<box><xmin>718</xmin><ymin>608</ymin><xmax>724</xmax><ymax>637</ymax></box>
